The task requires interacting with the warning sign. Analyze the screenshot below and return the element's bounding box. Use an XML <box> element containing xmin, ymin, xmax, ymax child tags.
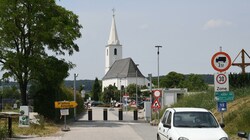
<box><xmin>151</xmin><ymin>99</ymin><xmax>161</xmax><ymax>109</ymax></box>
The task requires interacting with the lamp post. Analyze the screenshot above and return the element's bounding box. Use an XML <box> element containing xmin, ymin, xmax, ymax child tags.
<box><xmin>74</xmin><ymin>73</ymin><xmax>78</xmax><ymax>121</ymax></box>
<box><xmin>135</xmin><ymin>64</ymin><xmax>139</xmax><ymax>108</ymax></box>
<box><xmin>155</xmin><ymin>46</ymin><xmax>162</xmax><ymax>88</ymax></box>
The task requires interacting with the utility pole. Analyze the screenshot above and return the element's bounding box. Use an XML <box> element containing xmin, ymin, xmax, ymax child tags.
<box><xmin>74</xmin><ymin>73</ymin><xmax>78</xmax><ymax>121</ymax></box>
<box><xmin>155</xmin><ymin>46</ymin><xmax>162</xmax><ymax>88</ymax></box>
<box><xmin>232</xmin><ymin>49</ymin><xmax>250</xmax><ymax>74</ymax></box>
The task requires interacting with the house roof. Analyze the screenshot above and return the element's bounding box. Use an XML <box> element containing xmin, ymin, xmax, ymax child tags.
<box><xmin>102</xmin><ymin>58</ymin><xmax>145</xmax><ymax>80</ymax></box>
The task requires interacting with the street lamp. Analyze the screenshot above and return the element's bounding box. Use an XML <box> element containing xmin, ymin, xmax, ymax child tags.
<box><xmin>135</xmin><ymin>64</ymin><xmax>139</xmax><ymax>108</ymax></box>
<box><xmin>155</xmin><ymin>46</ymin><xmax>162</xmax><ymax>88</ymax></box>
<box><xmin>74</xmin><ymin>73</ymin><xmax>78</xmax><ymax>121</ymax></box>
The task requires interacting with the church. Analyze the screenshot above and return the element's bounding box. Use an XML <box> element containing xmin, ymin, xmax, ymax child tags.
<box><xmin>102</xmin><ymin>12</ymin><xmax>150</xmax><ymax>91</ymax></box>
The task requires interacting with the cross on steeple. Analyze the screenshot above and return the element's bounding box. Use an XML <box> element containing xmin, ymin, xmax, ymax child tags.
<box><xmin>112</xmin><ymin>8</ymin><xmax>115</xmax><ymax>16</ymax></box>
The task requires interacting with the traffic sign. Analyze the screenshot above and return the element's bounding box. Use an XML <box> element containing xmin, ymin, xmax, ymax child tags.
<box><xmin>151</xmin><ymin>99</ymin><xmax>161</xmax><ymax>109</ymax></box>
<box><xmin>217</xmin><ymin>102</ymin><xmax>227</xmax><ymax>112</ymax></box>
<box><xmin>211</xmin><ymin>52</ymin><xmax>232</xmax><ymax>72</ymax></box>
<box><xmin>153</xmin><ymin>90</ymin><xmax>161</xmax><ymax>98</ymax></box>
<box><xmin>214</xmin><ymin>73</ymin><xmax>229</xmax><ymax>92</ymax></box>
<box><xmin>55</xmin><ymin>101</ymin><xmax>78</xmax><ymax>109</ymax></box>
<box><xmin>215</xmin><ymin>91</ymin><xmax>234</xmax><ymax>102</ymax></box>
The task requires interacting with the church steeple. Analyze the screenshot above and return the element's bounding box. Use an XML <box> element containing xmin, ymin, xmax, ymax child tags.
<box><xmin>108</xmin><ymin>9</ymin><xmax>120</xmax><ymax>45</ymax></box>
<box><xmin>105</xmin><ymin>9</ymin><xmax>123</xmax><ymax>74</ymax></box>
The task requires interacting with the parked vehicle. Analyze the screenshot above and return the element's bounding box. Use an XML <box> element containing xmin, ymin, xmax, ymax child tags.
<box><xmin>238</xmin><ymin>131</ymin><xmax>250</xmax><ymax>140</ymax></box>
<box><xmin>157</xmin><ymin>107</ymin><xmax>228</xmax><ymax>140</ymax></box>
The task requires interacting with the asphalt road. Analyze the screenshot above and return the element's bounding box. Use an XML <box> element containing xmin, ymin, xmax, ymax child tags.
<box><xmin>17</xmin><ymin>107</ymin><xmax>158</xmax><ymax>140</ymax></box>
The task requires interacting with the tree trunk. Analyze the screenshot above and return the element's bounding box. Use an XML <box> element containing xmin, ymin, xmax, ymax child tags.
<box><xmin>20</xmin><ymin>83</ymin><xmax>28</xmax><ymax>105</ymax></box>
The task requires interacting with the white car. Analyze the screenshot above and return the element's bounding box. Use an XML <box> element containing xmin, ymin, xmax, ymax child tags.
<box><xmin>157</xmin><ymin>107</ymin><xmax>229</xmax><ymax>140</ymax></box>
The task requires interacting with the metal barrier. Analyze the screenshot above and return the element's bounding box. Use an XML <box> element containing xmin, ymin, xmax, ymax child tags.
<box><xmin>88</xmin><ymin>109</ymin><xmax>92</xmax><ymax>121</ymax></box>
<box><xmin>134</xmin><ymin>109</ymin><xmax>138</xmax><ymax>120</ymax></box>
<box><xmin>103</xmin><ymin>108</ymin><xmax>108</xmax><ymax>120</ymax></box>
<box><xmin>118</xmin><ymin>108</ymin><xmax>123</xmax><ymax>120</ymax></box>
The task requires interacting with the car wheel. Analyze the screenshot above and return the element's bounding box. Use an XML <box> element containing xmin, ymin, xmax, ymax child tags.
<box><xmin>157</xmin><ymin>135</ymin><xmax>161</xmax><ymax>140</ymax></box>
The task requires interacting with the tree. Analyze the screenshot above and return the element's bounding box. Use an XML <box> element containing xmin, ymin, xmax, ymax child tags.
<box><xmin>101</xmin><ymin>85</ymin><xmax>118</xmax><ymax>103</ymax></box>
<box><xmin>92</xmin><ymin>77</ymin><xmax>101</xmax><ymax>101</ymax></box>
<box><xmin>180</xmin><ymin>74</ymin><xmax>208</xmax><ymax>91</ymax></box>
<box><xmin>29</xmin><ymin>56</ymin><xmax>72</xmax><ymax>119</ymax></box>
<box><xmin>0</xmin><ymin>0</ymin><xmax>82</xmax><ymax>105</ymax></box>
<box><xmin>160</xmin><ymin>71</ymin><xmax>185</xmax><ymax>88</ymax></box>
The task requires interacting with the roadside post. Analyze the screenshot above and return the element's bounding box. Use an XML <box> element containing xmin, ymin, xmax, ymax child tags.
<box><xmin>151</xmin><ymin>90</ymin><xmax>161</xmax><ymax>124</ymax></box>
<box><xmin>54</xmin><ymin>101</ymin><xmax>78</xmax><ymax>131</ymax></box>
<box><xmin>211</xmin><ymin>50</ymin><xmax>234</xmax><ymax>123</ymax></box>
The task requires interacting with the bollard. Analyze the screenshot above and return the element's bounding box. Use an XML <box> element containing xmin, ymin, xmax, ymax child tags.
<box><xmin>88</xmin><ymin>109</ymin><xmax>92</xmax><ymax>121</ymax></box>
<box><xmin>134</xmin><ymin>109</ymin><xmax>138</xmax><ymax>120</ymax></box>
<box><xmin>118</xmin><ymin>108</ymin><xmax>123</xmax><ymax>120</ymax></box>
<box><xmin>103</xmin><ymin>108</ymin><xmax>108</xmax><ymax>121</ymax></box>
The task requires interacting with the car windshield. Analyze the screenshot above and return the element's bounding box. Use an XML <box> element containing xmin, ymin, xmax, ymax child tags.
<box><xmin>173</xmin><ymin>112</ymin><xmax>219</xmax><ymax>128</ymax></box>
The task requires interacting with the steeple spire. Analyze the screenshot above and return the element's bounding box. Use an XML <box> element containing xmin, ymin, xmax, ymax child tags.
<box><xmin>108</xmin><ymin>9</ymin><xmax>120</xmax><ymax>45</ymax></box>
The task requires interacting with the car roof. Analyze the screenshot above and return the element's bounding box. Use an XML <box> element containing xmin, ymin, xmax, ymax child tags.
<box><xmin>171</xmin><ymin>107</ymin><xmax>209</xmax><ymax>112</ymax></box>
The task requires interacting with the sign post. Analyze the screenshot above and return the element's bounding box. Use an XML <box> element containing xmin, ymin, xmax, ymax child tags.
<box><xmin>211</xmin><ymin>51</ymin><xmax>232</xmax><ymax>124</ymax></box>
<box><xmin>54</xmin><ymin>101</ymin><xmax>78</xmax><ymax>131</ymax></box>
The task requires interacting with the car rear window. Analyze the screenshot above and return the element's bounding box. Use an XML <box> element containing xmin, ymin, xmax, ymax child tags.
<box><xmin>173</xmin><ymin>112</ymin><xmax>219</xmax><ymax>128</ymax></box>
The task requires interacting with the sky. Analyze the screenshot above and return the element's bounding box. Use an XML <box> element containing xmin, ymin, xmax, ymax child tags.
<box><xmin>55</xmin><ymin>0</ymin><xmax>250</xmax><ymax>80</ymax></box>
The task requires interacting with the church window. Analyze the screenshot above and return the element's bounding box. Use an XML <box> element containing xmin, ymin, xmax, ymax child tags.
<box><xmin>114</xmin><ymin>48</ymin><xmax>117</xmax><ymax>55</ymax></box>
<box><xmin>107</xmin><ymin>50</ymin><xmax>108</xmax><ymax>56</ymax></box>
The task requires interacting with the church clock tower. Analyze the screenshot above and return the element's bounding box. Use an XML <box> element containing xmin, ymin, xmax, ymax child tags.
<box><xmin>105</xmin><ymin>10</ymin><xmax>122</xmax><ymax>74</ymax></box>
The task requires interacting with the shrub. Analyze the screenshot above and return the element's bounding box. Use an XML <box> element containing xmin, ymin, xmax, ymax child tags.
<box><xmin>0</xmin><ymin>125</ymin><xmax>8</xmax><ymax>139</ymax></box>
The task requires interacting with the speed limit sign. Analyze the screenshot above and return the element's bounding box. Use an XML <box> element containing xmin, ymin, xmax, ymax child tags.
<box><xmin>214</xmin><ymin>73</ymin><xmax>229</xmax><ymax>92</ymax></box>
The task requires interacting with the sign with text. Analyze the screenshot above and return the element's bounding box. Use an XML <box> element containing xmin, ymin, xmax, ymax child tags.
<box><xmin>55</xmin><ymin>101</ymin><xmax>78</xmax><ymax>109</ymax></box>
<box><xmin>215</xmin><ymin>91</ymin><xmax>234</xmax><ymax>102</ymax></box>
<box><xmin>217</xmin><ymin>102</ymin><xmax>227</xmax><ymax>112</ymax></box>
<box><xmin>214</xmin><ymin>72</ymin><xmax>229</xmax><ymax>92</ymax></box>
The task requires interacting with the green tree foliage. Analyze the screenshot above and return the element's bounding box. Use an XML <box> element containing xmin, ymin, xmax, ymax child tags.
<box><xmin>0</xmin><ymin>86</ymin><xmax>20</xmax><ymax>99</ymax></box>
<box><xmin>229</xmin><ymin>73</ymin><xmax>250</xmax><ymax>88</ymax></box>
<box><xmin>92</xmin><ymin>78</ymin><xmax>101</xmax><ymax>101</ymax></box>
<box><xmin>126</xmin><ymin>84</ymin><xmax>142</xmax><ymax>98</ymax></box>
<box><xmin>160</xmin><ymin>71</ymin><xmax>185</xmax><ymax>88</ymax></box>
<box><xmin>101</xmin><ymin>85</ymin><xmax>119</xmax><ymax>103</ymax></box>
<box><xmin>0</xmin><ymin>0</ymin><xmax>82</xmax><ymax>105</ymax></box>
<box><xmin>30</xmin><ymin>56</ymin><xmax>83</xmax><ymax>120</ymax></box>
<box><xmin>180</xmin><ymin>74</ymin><xmax>208</xmax><ymax>91</ymax></box>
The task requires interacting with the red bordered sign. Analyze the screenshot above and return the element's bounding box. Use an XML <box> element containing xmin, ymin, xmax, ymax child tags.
<box><xmin>153</xmin><ymin>90</ymin><xmax>162</xmax><ymax>98</ymax></box>
<box><xmin>211</xmin><ymin>52</ymin><xmax>232</xmax><ymax>72</ymax></box>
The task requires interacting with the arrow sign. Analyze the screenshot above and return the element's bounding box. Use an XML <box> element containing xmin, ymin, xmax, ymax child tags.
<box><xmin>55</xmin><ymin>101</ymin><xmax>78</xmax><ymax>109</ymax></box>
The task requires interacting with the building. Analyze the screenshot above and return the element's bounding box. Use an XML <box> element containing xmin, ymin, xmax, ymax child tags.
<box><xmin>102</xmin><ymin>12</ymin><xmax>150</xmax><ymax>91</ymax></box>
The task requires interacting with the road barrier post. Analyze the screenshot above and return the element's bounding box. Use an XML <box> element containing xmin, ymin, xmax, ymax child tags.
<box><xmin>88</xmin><ymin>109</ymin><xmax>92</xmax><ymax>121</ymax></box>
<box><xmin>134</xmin><ymin>109</ymin><xmax>138</xmax><ymax>120</ymax></box>
<box><xmin>118</xmin><ymin>108</ymin><xmax>123</xmax><ymax>120</ymax></box>
<box><xmin>103</xmin><ymin>108</ymin><xmax>108</xmax><ymax>120</ymax></box>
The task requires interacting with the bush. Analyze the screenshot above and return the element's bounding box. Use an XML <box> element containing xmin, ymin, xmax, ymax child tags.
<box><xmin>0</xmin><ymin>124</ymin><xmax>8</xmax><ymax>139</ymax></box>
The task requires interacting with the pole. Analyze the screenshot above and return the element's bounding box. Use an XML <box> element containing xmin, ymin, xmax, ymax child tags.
<box><xmin>148</xmin><ymin>74</ymin><xmax>152</xmax><ymax>121</ymax></box>
<box><xmin>136</xmin><ymin>68</ymin><xmax>138</xmax><ymax>108</ymax></box>
<box><xmin>73</xmin><ymin>73</ymin><xmax>78</xmax><ymax>121</ymax></box>
<box><xmin>155</xmin><ymin>46</ymin><xmax>162</xmax><ymax>89</ymax></box>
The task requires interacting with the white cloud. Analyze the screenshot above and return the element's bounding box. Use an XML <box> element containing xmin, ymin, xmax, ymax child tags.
<box><xmin>203</xmin><ymin>19</ymin><xmax>232</xmax><ymax>30</ymax></box>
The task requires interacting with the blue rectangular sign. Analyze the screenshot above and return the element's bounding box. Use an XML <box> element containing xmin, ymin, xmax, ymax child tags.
<box><xmin>217</xmin><ymin>102</ymin><xmax>227</xmax><ymax>112</ymax></box>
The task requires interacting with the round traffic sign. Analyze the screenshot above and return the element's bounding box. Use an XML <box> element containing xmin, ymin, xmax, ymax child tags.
<box><xmin>216</xmin><ymin>74</ymin><xmax>227</xmax><ymax>84</ymax></box>
<box><xmin>153</xmin><ymin>90</ymin><xmax>161</xmax><ymax>98</ymax></box>
<box><xmin>211</xmin><ymin>52</ymin><xmax>231</xmax><ymax>72</ymax></box>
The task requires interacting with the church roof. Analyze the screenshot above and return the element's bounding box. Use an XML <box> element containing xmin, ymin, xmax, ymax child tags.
<box><xmin>102</xmin><ymin>58</ymin><xmax>145</xmax><ymax>80</ymax></box>
<box><xmin>107</xmin><ymin>13</ymin><xmax>120</xmax><ymax>45</ymax></box>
